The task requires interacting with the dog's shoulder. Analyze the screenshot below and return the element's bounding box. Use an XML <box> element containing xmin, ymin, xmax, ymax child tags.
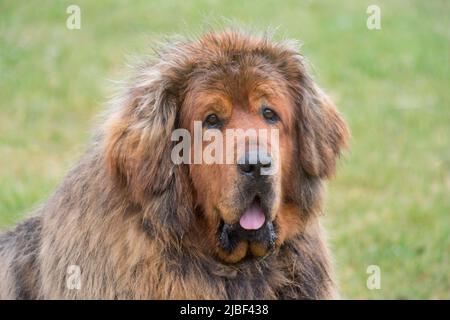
<box><xmin>0</xmin><ymin>215</ymin><xmax>42</xmax><ymax>299</ymax></box>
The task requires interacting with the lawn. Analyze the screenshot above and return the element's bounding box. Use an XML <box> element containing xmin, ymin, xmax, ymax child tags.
<box><xmin>0</xmin><ymin>0</ymin><xmax>448</xmax><ymax>299</ymax></box>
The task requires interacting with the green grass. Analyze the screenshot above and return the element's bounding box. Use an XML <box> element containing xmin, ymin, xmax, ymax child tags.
<box><xmin>0</xmin><ymin>0</ymin><xmax>448</xmax><ymax>299</ymax></box>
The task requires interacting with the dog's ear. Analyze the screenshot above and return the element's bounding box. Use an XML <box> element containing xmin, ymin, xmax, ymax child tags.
<box><xmin>277</xmin><ymin>52</ymin><xmax>350</xmax><ymax>216</ymax></box>
<box><xmin>296</xmin><ymin>82</ymin><xmax>350</xmax><ymax>178</ymax></box>
<box><xmin>282</xmin><ymin>53</ymin><xmax>350</xmax><ymax>179</ymax></box>
<box><xmin>104</xmin><ymin>79</ymin><xmax>177</xmax><ymax>201</ymax></box>
<box><xmin>103</xmin><ymin>62</ymin><xmax>193</xmax><ymax>236</ymax></box>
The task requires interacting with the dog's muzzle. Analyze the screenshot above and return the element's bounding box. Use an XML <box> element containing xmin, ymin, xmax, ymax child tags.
<box><xmin>218</xmin><ymin>150</ymin><xmax>278</xmax><ymax>260</ymax></box>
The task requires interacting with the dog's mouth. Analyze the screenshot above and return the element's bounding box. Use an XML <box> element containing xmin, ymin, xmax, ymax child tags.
<box><xmin>217</xmin><ymin>196</ymin><xmax>277</xmax><ymax>263</ymax></box>
<box><xmin>239</xmin><ymin>197</ymin><xmax>266</xmax><ymax>230</ymax></box>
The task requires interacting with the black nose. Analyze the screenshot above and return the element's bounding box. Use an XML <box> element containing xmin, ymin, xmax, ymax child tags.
<box><xmin>237</xmin><ymin>151</ymin><xmax>272</xmax><ymax>177</ymax></box>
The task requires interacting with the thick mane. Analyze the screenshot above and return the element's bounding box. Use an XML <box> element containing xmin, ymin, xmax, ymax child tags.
<box><xmin>0</xmin><ymin>29</ymin><xmax>347</xmax><ymax>299</ymax></box>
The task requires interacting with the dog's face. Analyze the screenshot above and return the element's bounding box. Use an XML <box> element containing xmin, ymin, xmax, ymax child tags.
<box><xmin>105</xmin><ymin>31</ymin><xmax>349</xmax><ymax>264</ymax></box>
<box><xmin>180</xmin><ymin>65</ymin><xmax>297</xmax><ymax>263</ymax></box>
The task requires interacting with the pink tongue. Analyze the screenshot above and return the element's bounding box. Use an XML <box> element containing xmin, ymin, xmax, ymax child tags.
<box><xmin>239</xmin><ymin>204</ymin><xmax>266</xmax><ymax>230</ymax></box>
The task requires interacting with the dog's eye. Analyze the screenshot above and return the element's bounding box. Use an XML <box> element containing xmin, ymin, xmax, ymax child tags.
<box><xmin>262</xmin><ymin>107</ymin><xmax>279</xmax><ymax>123</ymax></box>
<box><xmin>204</xmin><ymin>114</ymin><xmax>221</xmax><ymax>128</ymax></box>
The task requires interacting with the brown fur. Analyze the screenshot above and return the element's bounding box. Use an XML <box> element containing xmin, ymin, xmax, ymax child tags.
<box><xmin>0</xmin><ymin>29</ymin><xmax>349</xmax><ymax>299</ymax></box>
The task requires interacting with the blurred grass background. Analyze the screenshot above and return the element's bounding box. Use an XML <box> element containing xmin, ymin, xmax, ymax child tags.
<box><xmin>0</xmin><ymin>0</ymin><xmax>448</xmax><ymax>299</ymax></box>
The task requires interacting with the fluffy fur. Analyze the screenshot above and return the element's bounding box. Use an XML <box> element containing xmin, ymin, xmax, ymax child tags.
<box><xmin>0</xmin><ymin>29</ymin><xmax>349</xmax><ymax>299</ymax></box>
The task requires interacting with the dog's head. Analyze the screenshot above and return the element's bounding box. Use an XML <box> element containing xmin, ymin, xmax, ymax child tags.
<box><xmin>104</xmin><ymin>30</ymin><xmax>349</xmax><ymax>263</ymax></box>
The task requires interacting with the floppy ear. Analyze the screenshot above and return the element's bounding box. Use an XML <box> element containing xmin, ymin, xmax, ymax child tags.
<box><xmin>296</xmin><ymin>81</ymin><xmax>350</xmax><ymax>178</ymax></box>
<box><xmin>274</xmin><ymin>45</ymin><xmax>349</xmax><ymax>178</ymax></box>
<box><xmin>104</xmin><ymin>81</ymin><xmax>177</xmax><ymax>201</ymax></box>
<box><xmin>271</xmin><ymin>46</ymin><xmax>350</xmax><ymax>216</ymax></box>
<box><xmin>103</xmin><ymin>63</ymin><xmax>193</xmax><ymax>236</ymax></box>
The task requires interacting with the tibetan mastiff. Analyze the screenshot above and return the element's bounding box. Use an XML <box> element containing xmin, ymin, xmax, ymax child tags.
<box><xmin>0</xmin><ymin>29</ymin><xmax>349</xmax><ymax>299</ymax></box>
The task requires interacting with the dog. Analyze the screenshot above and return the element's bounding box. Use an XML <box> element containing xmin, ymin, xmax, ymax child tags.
<box><xmin>0</xmin><ymin>29</ymin><xmax>349</xmax><ymax>299</ymax></box>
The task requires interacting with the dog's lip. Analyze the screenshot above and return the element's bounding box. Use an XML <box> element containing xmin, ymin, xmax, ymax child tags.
<box><xmin>218</xmin><ymin>195</ymin><xmax>272</xmax><ymax>228</ymax></box>
<box><xmin>218</xmin><ymin>197</ymin><xmax>270</xmax><ymax>231</ymax></box>
<box><xmin>217</xmin><ymin>216</ymin><xmax>278</xmax><ymax>262</ymax></box>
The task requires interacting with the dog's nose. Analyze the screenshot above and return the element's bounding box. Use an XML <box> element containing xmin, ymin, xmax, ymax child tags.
<box><xmin>237</xmin><ymin>151</ymin><xmax>272</xmax><ymax>177</ymax></box>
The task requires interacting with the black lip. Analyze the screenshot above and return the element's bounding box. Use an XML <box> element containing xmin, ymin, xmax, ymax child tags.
<box><xmin>218</xmin><ymin>218</ymin><xmax>277</xmax><ymax>255</ymax></box>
